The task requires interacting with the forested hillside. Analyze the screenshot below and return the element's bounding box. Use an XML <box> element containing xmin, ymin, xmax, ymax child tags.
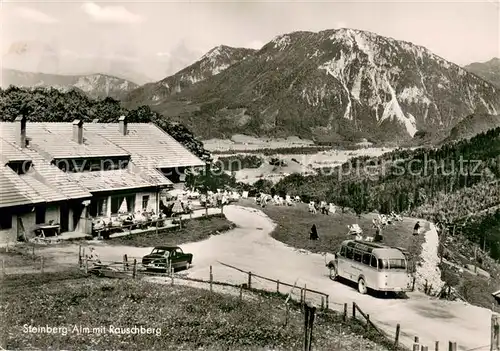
<box><xmin>275</xmin><ymin>128</ymin><xmax>500</xmax><ymax>258</ymax></box>
<box><xmin>0</xmin><ymin>86</ymin><xmax>211</xmax><ymax>161</ymax></box>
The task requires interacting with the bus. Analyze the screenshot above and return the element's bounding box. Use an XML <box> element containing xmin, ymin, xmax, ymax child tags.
<box><xmin>326</xmin><ymin>240</ymin><xmax>412</xmax><ymax>295</ymax></box>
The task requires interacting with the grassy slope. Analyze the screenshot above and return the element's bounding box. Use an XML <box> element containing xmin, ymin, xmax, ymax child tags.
<box><xmin>0</xmin><ymin>272</ymin><xmax>392</xmax><ymax>350</ymax></box>
<box><xmin>241</xmin><ymin>200</ymin><xmax>427</xmax><ymax>268</ymax></box>
<box><xmin>107</xmin><ymin>214</ymin><xmax>236</xmax><ymax>247</ymax></box>
<box><xmin>242</xmin><ymin>200</ymin><xmax>499</xmax><ymax>309</ymax></box>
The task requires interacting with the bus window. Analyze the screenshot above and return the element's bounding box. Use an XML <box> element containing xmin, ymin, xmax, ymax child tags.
<box><xmin>362</xmin><ymin>253</ymin><xmax>371</xmax><ymax>265</ymax></box>
<box><xmin>346</xmin><ymin>247</ymin><xmax>354</xmax><ymax>259</ymax></box>
<box><xmin>339</xmin><ymin>246</ymin><xmax>346</xmax><ymax>257</ymax></box>
<box><xmin>353</xmin><ymin>250</ymin><xmax>362</xmax><ymax>262</ymax></box>
<box><xmin>388</xmin><ymin>259</ymin><xmax>406</xmax><ymax>270</ymax></box>
<box><xmin>370</xmin><ymin>256</ymin><xmax>378</xmax><ymax>268</ymax></box>
<box><xmin>378</xmin><ymin>259</ymin><xmax>389</xmax><ymax>269</ymax></box>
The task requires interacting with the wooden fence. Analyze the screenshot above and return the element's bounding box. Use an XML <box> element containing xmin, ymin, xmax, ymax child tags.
<box><xmin>217</xmin><ymin>261</ymin><xmax>330</xmax><ymax>309</ymax></box>
<box><xmin>1</xmin><ymin>242</ymin><xmax>483</xmax><ymax>351</ymax></box>
<box><xmin>75</xmin><ymin>255</ymin><xmax>479</xmax><ymax>351</ymax></box>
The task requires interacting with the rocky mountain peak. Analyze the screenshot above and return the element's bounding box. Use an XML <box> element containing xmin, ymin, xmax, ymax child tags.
<box><xmin>126</xmin><ymin>28</ymin><xmax>500</xmax><ymax>142</ymax></box>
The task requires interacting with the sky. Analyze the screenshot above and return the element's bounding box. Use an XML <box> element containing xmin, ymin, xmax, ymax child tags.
<box><xmin>0</xmin><ymin>0</ymin><xmax>499</xmax><ymax>81</ymax></box>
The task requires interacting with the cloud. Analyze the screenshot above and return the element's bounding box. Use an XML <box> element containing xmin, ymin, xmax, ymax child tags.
<box><xmin>81</xmin><ymin>2</ymin><xmax>143</xmax><ymax>24</ymax></box>
<box><xmin>246</xmin><ymin>40</ymin><xmax>264</xmax><ymax>50</ymax></box>
<box><xmin>14</xmin><ymin>7</ymin><xmax>58</xmax><ymax>24</ymax></box>
<box><xmin>335</xmin><ymin>21</ymin><xmax>348</xmax><ymax>29</ymax></box>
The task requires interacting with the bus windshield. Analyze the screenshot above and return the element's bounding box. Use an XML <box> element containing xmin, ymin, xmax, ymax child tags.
<box><xmin>378</xmin><ymin>258</ymin><xmax>406</xmax><ymax>270</ymax></box>
<box><xmin>388</xmin><ymin>259</ymin><xmax>406</xmax><ymax>270</ymax></box>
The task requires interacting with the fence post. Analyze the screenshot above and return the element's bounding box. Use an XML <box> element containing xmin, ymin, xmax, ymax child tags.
<box><xmin>412</xmin><ymin>276</ymin><xmax>416</xmax><ymax>291</ymax></box>
<box><xmin>248</xmin><ymin>272</ymin><xmax>252</xmax><ymax>289</ymax></box>
<box><xmin>308</xmin><ymin>306</ymin><xmax>316</xmax><ymax>351</ymax></box>
<box><xmin>210</xmin><ymin>265</ymin><xmax>213</xmax><ymax>292</ymax></box>
<box><xmin>492</xmin><ymin>314</ymin><xmax>500</xmax><ymax>351</ymax></box>
<box><xmin>326</xmin><ymin>295</ymin><xmax>329</xmax><ymax>309</ymax></box>
<box><xmin>434</xmin><ymin>341</ymin><xmax>439</xmax><ymax>351</ymax></box>
<box><xmin>123</xmin><ymin>254</ymin><xmax>128</xmax><ymax>271</ymax></box>
<box><xmin>421</xmin><ymin>347</ymin><xmax>428</xmax><ymax>351</ymax></box>
<box><xmin>179</xmin><ymin>216</ymin><xmax>183</xmax><ymax>229</ymax></box>
<box><xmin>303</xmin><ymin>304</ymin><xmax>310</xmax><ymax>351</ymax></box>
<box><xmin>40</xmin><ymin>256</ymin><xmax>44</xmax><ymax>273</ymax></box>
<box><xmin>303</xmin><ymin>284</ymin><xmax>307</xmax><ymax>305</ymax></box>
<box><xmin>413</xmin><ymin>336</ymin><xmax>420</xmax><ymax>351</ymax></box>
<box><xmin>84</xmin><ymin>257</ymin><xmax>88</xmax><ymax>274</ymax></box>
<box><xmin>277</xmin><ymin>279</ymin><xmax>280</xmax><ymax>293</ymax></box>
<box><xmin>155</xmin><ymin>219</ymin><xmax>159</xmax><ymax>234</ymax></box>
<box><xmin>132</xmin><ymin>259</ymin><xmax>137</xmax><ymax>279</ymax></box>
<box><xmin>78</xmin><ymin>245</ymin><xmax>81</xmax><ymax>267</ymax></box>
<box><xmin>352</xmin><ymin>302</ymin><xmax>356</xmax><ymax>319</ymax></box>
<box><xmin>321</xmin><ymin>296</ymin><xmax>324</xmax><ymax>310</ymax></box>
<box><xmin>448</xmin><ymin>342</ymin><xmax>457</xmax><ymax>351</ymax></box>
<box><xmin>394</xmin><ymin>324</ymin><xmax>400</xmax><ymax>348</ymax></box>
<box><xmin>366</xmin><ymin>314</ymin><xmax>370</xmax><ymax>331</ymax></box>
<box><xmin>343</xmin><ymin>303</ymin><xmax>348</xmax><ymax>322</ymax></box>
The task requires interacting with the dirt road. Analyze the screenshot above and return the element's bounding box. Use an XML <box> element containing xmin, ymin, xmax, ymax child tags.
<box><xmin>37</xmin><ymin>205</ymin><xmax>490</xmax><ymax>350</ymax></box>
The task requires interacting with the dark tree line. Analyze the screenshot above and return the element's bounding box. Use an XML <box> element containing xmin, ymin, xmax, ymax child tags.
<box><xmin>275</xmin><ymin>127</ymin><xmax>500</xmax><ymax>258</ymax></box>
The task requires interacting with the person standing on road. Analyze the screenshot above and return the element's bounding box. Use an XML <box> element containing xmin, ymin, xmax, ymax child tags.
<box><xmin>413</xmin><ymin>221</ymin><xmax>421</xmax><ymax>236</ymax></box>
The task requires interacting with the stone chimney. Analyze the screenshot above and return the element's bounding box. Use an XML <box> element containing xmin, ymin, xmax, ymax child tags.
<box><xmin>118</xmin><ymin>115</ymin><xmax>127</xmax><ymax>136</ymax></box>
<box><xmin>15</xmin><ymin>115</ymin><xmax>27</xmax><ymax>148</ymax></box>
<box><xmin>72</xmin><ymin>119</ymin><xmax>84</xmax><ymax>144</ymax></box>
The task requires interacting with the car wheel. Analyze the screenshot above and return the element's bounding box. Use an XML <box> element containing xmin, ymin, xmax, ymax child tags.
<box><xmin>185</xmin><ymin>262</ymin><xmax>190</xmax><ymax>270</ymax></box>
<box><xmin>328</xmin><ymin>262</ymin><xmax>338</xmax><ymax>280</ymax></box>
<box><xmin>358</xmin><ymin>278</ymin><xmax>367</xmax><ymax>295</ymax></box>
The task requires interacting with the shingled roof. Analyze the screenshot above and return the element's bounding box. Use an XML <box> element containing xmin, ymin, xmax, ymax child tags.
<box><xmin>0</xmin><ymin>122</ymin><xmax>129</xmax><ymax>159</ymax></box>
<box><xmin>83</xmin><ymin>123</ymin><xmax>206</xmax><ymax>168</ymax></box>
<box><xmin>68</xmin><ymin>168</ymin><xmax>172</xmax><ymax>192</ymax></box>
<box><xmin>0</xmin><ymin>120</ymin><xmax>204</xmax><ymax>205</ymax></box>
<box><xmin>0</xmin><ymin>166</ymin><xmax>45</xmax><ymax>208</ymax></box>
<box><xmin>0</xmin><ymin>137</ymin><xmax>92</xmax><ymax>204</ymax></box>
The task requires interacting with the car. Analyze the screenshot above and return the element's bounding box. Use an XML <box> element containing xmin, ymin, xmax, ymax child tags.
<box><xmin>141</xmin><ymin>246</ymin><xmax>193</xmax><ymax>272</ymax></box>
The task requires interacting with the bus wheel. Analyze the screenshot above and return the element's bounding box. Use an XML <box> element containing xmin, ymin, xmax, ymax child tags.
<box><xmin>358</xmin><ymin>278</ymin><xmax>367</xmax><ymax>295</ymax></box>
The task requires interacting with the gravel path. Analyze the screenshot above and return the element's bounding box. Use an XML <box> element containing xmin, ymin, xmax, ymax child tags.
<box><xmin>32</xmin><ymin>205</ymin><xmax>491</xmax><ymax>351</ymax></box>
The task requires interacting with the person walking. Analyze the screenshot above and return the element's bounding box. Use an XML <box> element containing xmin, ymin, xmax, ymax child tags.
<box><xmin>374</xmin><ymin>224</ymin><xmax>383</xmax><ymax>242</ymax></box>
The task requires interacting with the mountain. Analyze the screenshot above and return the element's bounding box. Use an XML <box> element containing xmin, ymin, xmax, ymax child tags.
<box><xmin>465</xmin><ymin>58</ymin><xmax>500</xmax><ymax>88</ymax></box>
<box><xmin>2</xmin><ymin>40</ymin><xmax>204</xmax><ymax>85</ymax></box>
<box><xmin>127</xmin><ymin>29</ymin><xmax>500</xmax><ymax>142</ymax></box>
<box><xmin>1</xmin><ymin>69</ymin><xmax>138</xmax><ymax>100</ymax></box>
<box><xmin>125</xmin><ymin>45</ymin><xmax>256</xmax><ymax>106</ymax></box>
<box><xmin>445</xmin><ymin>113</ymin><xmax>500</xmax><ymax>141</ymax></box>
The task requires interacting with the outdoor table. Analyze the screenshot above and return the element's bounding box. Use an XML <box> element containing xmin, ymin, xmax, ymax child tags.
<box><xmin>34</xmin><ymin>224</ymin><xmax>60</xmax><ymax>238</ymax></box>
